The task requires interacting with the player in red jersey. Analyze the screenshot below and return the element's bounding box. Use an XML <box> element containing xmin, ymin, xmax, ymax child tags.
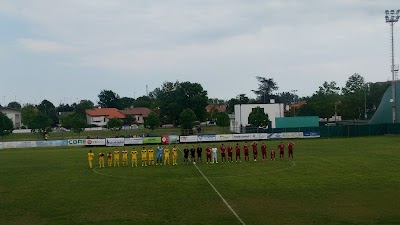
<box><xmin>235</xmin><ymin>143</ymin><xmax>241</xmax><ymax>162</ymax></box>
<box><xmin>278</xmin><ymin>142</ymin><xmax>285</xmax><ymax>160</ymax></box>
<box><xmin>244</xmin><ymin>142</ymin><xmax>249</xmax><ymax>161</ymax></box>
<box><xmin>251</xmin><ymin>141</ymin><xmax>258</xmax><ymax>161</ymax></box>
<box><xmin>205</xmin><ymin>145</ymin><xmax>212</xmax><ymax>164</ymax></box>
<box><xmin>227</xmin><ymin>144</ymin><xmax>233</xmax><ymax>162</ymax></box>
<box><xmin>270</xmin><ymin>149</ymin><xmax>276</xmax><ymax>161</ymax></box>
<box><xmin>220</xmin><ymin>144</ymin><xmax>227</xmax><ymax>163</ymax></box>
<box><xmin>288</xmin><ymin>141</ymin><xmax>294</xmax><ymax>160</ymax></box>
<box><xmin>261</xmin><ymin>142</ymin><xmax>267</xmax><ymax>161</ymax></box>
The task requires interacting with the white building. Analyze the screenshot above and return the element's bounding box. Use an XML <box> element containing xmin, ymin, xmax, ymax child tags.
<box><xmin>85</xmin><ymin>108</ymin><xmax>125</xmax><ymax>127</ymax></box>
<box><xmin>231</xmin><ymin>103</ymin><xmax>284</xmax><ymax>133</ymax></box>
<box><xmin>0</xmin><ymin>107</ymin><xmax>22</xmax><ymax>129</ymax></box>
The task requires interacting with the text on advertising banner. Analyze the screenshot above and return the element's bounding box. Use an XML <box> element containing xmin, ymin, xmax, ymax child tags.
<box><xmin>179</xmin><ymin>135</ymin><xmax>198</xmax><ymax>143</ymax></box>
<box><xmin>197</xmin><ymin>134</ymin><xmax>216</xmax><ymax>142</ymax></box>
<box><xmin>216</xmin><ymin>134</ymin><xmax>233</xmax><ymax>141</ymax></box>
<box><xmin>124</xmin><ymin>138</ymin><xmax>143</xmax><ymax>145</ymax></box>
<box><xmin>143</xmin><ymin>137</ymin><xmax>162</xmax><ymax>144</ymax></box>
<box><xmin>106</xmin><ymin>138</ymin><xmax>125</xmax><ymax>147</ymax></box>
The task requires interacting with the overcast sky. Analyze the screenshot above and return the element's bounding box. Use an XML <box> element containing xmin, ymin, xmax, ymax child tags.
<box><xmin>0</xmin><ymin>0</ymin><xmax>399</xmax><ymax>106</ymax></box>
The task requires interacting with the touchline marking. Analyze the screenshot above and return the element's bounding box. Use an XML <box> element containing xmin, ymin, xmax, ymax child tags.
<box><xmin>178</xmin><ymin>147</ymin><xmax>246</xmax><ymax>225</ymax></box>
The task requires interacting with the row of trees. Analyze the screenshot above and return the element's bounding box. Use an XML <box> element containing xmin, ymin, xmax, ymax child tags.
<box><xmin>0</xmin><ymin>74</ymin><xmax>390</xmax><ymax>135</ymax></box>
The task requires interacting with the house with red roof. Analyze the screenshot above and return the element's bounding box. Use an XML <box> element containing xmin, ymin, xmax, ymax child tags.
<box><xmin>119</xmin><ymin>107</ymin><xmax>151</xmax><ymax>124</ymax></box>
<box><xmin>86</xmin><ymin>108</ymin><xmax>125</xmax><ymax>127</ymax></box>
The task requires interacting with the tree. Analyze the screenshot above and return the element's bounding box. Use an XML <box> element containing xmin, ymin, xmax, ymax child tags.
<box><xmin>340</xmin><ymin>74</ymin><xmax>366</xmax><ymax>119</ymax></box>
<box><xmin>133</xmin><ymin>96</ymin><xmax>154</xmax><ymax>108</ymax></box>
<box><xmin>277</xmin><ymin>92</ymin><xmax>298</xmax><ymax>105</ymax></box>
<box><xmin>179</xmin><ymin>108</ymin><xmax>197</xmax><ymax>129</ymax></box>
<box><xmin>252</xmin><ymin>76</ymin><xmax>279</xmax><ymax>103</ymax></box>
<box><xmin>21</xmin><ymin>104</ymin><xmax>37</xmax><ymax>128</ymax></box>
<box><xmin>37</xmin><ymin>99</ymin><xmax>57</xmax><ymax>126</ymax></box>
<box><xmin>98</xmin><ymin>90</ymin><xmax>122</xmax><ymax>109</ymax></box>
<box><xmin>60</xmin><ymin>113</ymin><xmax>87</xmax><ymax>133</ymax></box>
<box><xmin>30</xmin><ymin>112</ymin><xmax>52</xmax><ymax>133</ymax></box>
<box><xmin>107</xmin><ymin>118</ymin><xmax>123</xmax><ymax>130</ymax></box>
<box><xmin>216</xmin><ymin>112</ymin><xmax>230</xmax><ymax>127</ymax></box>
<box><xmin>248</xmin><ymin>107</ymin><xmax>269</xmax><ymax>127</ymax></box>
<box><xmin>156</xmin><ymin>81</ymin><xmax>208</xmax><ymax>125</ymax></box>
<box><xmin>120</xmin><ymin>97</ymin><xmax>135</xmax><ymax>109</ymax></box>
<box><xmin>206</xmin><ymin>105</ymin><xmax>220</xmax><ymax>122</ymax></box>
<box><xmin>73</xmin><ymin>100</ymin><xmax>94</xmax><ymax>115</ymax></box>
<box><xmin>0</xmin><ymin>112</ymin><xmax>13</xmax><ymax>137</ymax></box>
<box><xmin>56</xmin><ymin>104</ymin><xmax>74</xmax><ymax>113</ymax></box>
<box><xmin>7</xmin><ymin>101</ymin><xmax>21</xmax><ymax>109</ymax></box>
<box><xmin>123</xmin><ymin>114</ymin><xmax>136</xmax><ymax>125</ymax></box>
<box><xmin>145</xmin><ymin>112</ymin><xmax>160</xmax><ymax>130</ymax></box>
<box><xmin>226</xmin><ymin>94</ymin><xmax>249</xmax><ymax>114</ymax></box>
<box><xmin>367</xmin><ymin>81</ymin><xmax>391</xmax><ymax>115</ymax></box>
<box><xmin>306</xmin><ymin>81</ymin><xmax>340</xmax><ymax>120</ymax></box>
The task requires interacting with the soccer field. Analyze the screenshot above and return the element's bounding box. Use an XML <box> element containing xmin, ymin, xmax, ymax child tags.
<box><xmin>1</xmin><ymin>136</ymin><xmax>399</xmax><ymax>225</ymax></box>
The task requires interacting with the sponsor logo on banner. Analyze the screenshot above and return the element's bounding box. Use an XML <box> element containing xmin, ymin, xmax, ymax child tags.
<box><xmin>280</xmin><ymin>132</ymin><xmax>304</xmax><ymax>139</ymax></box>
<box><xmin>3</xmin><ymin>142</ymin><xmax>17</xmax><ymax>149</ymax></box>
<box><xmin>161</xmin><ymin>135</ymin><xmax>169</xmax><ymax>144</ymax></box>
<box><xmin>168</xmin><ymin>135</ymin><xmax>179</xmax><ymax>144</ymax></box>
<box><xmin>179</xmin><ymin>135</ymin><xmax>198</xmax><ymax>143</ymax></box>
<box><xmin>216</xmin><ymin>134</ymin><xmax>233</xmax><ymax>141</ymax></box>
<box><xmin>143</xmin><ymin>137</ymin><xmax>161</xmax><ymax>144</ymax></box>
<box><xmin>68</xmin><ymin>139</ymin><xmax>87</xmax><ymax>146</ymax></box>
<box><xmin>232</xmin><ymin>134</ymin><xmax>252</xmax><ymax>141</ymax></box>
<box><xmin>303</xmin><ymin>132</ymin><xmax>320</xmax><ymax>138</ymax></box>
<box><xmin>198</xmin><ymin>134</ymin><xmax>216</xmax><ymax>142</ymax></box>
<box><xmin>124</xmin><ymin>138</ymin><xmax>143</xmax><ymax>145</ymax></box>
<box><xmin>36</xmin><ymin>140</ymin><xmax>68</xmax><ymax>147</ymax></box>
<box><xmin>106</xmin><ymin>138</ymin><xmax>125</xmax><ymax>146</ymax></box>
<box><xmin>250</xmin><ymin>133</ymin><xmax>269</xmax><ymax>140</ymax></box>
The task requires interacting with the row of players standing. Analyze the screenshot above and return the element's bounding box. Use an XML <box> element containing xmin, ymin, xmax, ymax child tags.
<box><xmin>182</xmin><ymin>141</ymin><xmax>294</xmax><ymax>164</ymax></box>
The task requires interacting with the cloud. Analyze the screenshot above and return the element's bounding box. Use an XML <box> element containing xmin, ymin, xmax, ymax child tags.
<box><xmin>17</xmin><ymin>38</ymin><xmax>73</xmax><ymax>54</ymax></box>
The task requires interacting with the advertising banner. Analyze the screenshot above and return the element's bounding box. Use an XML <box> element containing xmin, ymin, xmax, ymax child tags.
<box><xmin>161</xmin><ymin>135</ymin><xmax>169</xmax><ymax>144</ymax></box>
<box><xmin>106</xmin><ymin>138</ymin><xmax>125</xmax><ymax>147</ymax></box>
<box><xmin>179</xmin><ymin>135</ymin><xmax>198</xmax><ymax>143</ymax></box>
<box><xmin>0</xmin><ymin>142</ymin><xmax>2</xmax><ymax>149</ymax></box>
<box><xmin>15</xmin><ymin>141</ymin><xmax>37</xmax><ymax>148</ymax></box>
<box><xmin>216</xmin><ymin>134</ymin><xmax>233</xmax><ymax>141</ymax></box>
<box><xmin>36</xmin><ymin>140</ymin><xmax>68</xmax><ymax>147</ymax></box>
<box><xmin>198</xmin><ymin>134</ymin><xmax>216</xmax><ymax>142</ymax></box>
<box><xmin>303</xmin><ymin>132</ymin><xmax>321</xmax><ymax>138</ymax></box>
<box><xmin>280</xmin><ymin>132</ymin><xmax>304</xmax><ymax>139</ymax></box>
<box><xmin>250</xmin><ymin>133</ymin><xmax>269</xmax><ymax>140</ymax></box>
<box><xmin>232</xmin><ymin>134</ymin><xmax>252</xmax><ymax>141</ymax></box>
<box><xmin>124</xmin><ymin>138</ymin><xmax>143</xmax><ymax>145</ymax></box>
<box><xmin>143</xmin><ymin>137</ymin><xmax>161</xmax><ymax>144</ymax></box>
<box><xmin>168</xmin><ymin>135</ymin><xmax>179</xmax><ymax>144</ymax></box>
<box><xmin>68</xmin><ymin>139</ymin><xmax>106</xmax><ymax>146</ymax></box>
<box><xmin>3</xmin><ymin>142</ymin><xmax>17</xmax><ymax>149</ymax></box>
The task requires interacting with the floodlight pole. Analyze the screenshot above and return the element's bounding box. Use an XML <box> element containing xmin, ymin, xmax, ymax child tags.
<box><xmin>386</xmin><ymin>9</ymin><xmax>400</xmax><ymax>123</ymax></box>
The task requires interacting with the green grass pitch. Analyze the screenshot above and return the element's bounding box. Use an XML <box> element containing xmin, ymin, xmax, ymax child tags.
<box><xmin>1</xmin><ymin>136</ymin><xmax>400</xmax><ymax>225</ymax></box>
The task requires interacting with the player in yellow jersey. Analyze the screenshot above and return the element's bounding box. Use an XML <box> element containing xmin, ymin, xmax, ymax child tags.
<box><xmin>98</xmin><ymin>152</ymin><xmax>105</xmax><ymax>168</ymax></box>
<box><xmin>164</xmin><ymin>146</ymin><xmax>170</xmax><ymax>166</ymax></box>
<box><xmin>113</xmin><ymin>148</ymin><xmax>120</xmax><ymax>167</ymax></box>
<box><xmin>131</xmin><ymin>148</ymin><xmax>138</xmax><ymax>167</ymax></box>
<box><xmin>122</xmin><ymin>148</ymin><xmax>128</xmax><ymax>167</ymax></box>
<box><xmin>148</xmin><ymin>147</ymin><xmax>155</xmax><ymax>166</ymax></box>
<box><xmin>141</xmin><ymin>147</ymin><xmax>148</xmax><ymax>166</ymax></box>
<box><xmin>107</xmin><ymin>152</ymin><xmax>112</xmax><ymax>167</ymax></box>
<box><xmin>171</xmin><ymin>145</ymin><xmax>178</xmax><ymax>165</ymax></box>
<box><xmin>88</xmin><ymin>150</ymin><xmax>94</xmax><ymax>169</ymax></box>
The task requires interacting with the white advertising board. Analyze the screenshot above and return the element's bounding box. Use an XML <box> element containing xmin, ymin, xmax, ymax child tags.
<box><xmin>68</xmin><ymin>139</ymin><xmax>106</xmax><ymax>146</ymax></box>
<box><xmin>15</xmin><ymin>141</ymin><xmax>37</xmax><ymax>148</ymax></box>
<box><xmin>0</xmin><ymin>142</ymin><xmax>3</xmax><ymax>149</ymax></box>
<box><xmin>3</xmin><ymin>142</ymin><xmax>17</xmax><ymax>149</ymax></box>
<box><xmin>216</xmin><ymin>134</ymin><xmax>233</xmax><ymax>141</ymax></box>
<box><xmin>232</xmin><ymin>134</ymin><xmax>252</xmax><ymax>141</ymax></box>
<box><xmin>124</xmin><ymin>138</ymin><xmax>143</xmax><ymax>145</ymax></box>
<box><xmin>179</xmin><ymin>135</ymin><xmax>198</xmax><ymax>143</ymax></box>
<box><xmin>280</xmin><ymin>132</ymin><xmax>304</xmax><ymax>139</ymax></box>
<box><xmin>198</xmin><ymin>135</ymin><xmax>216</xmax><ymax>142</ymax></box>
<box><xmin>249</xmin><ymin>133</ymin><xmax>269</xmax><ymax>140</ymax></box>
<box><xmin>106</xmin><ymin>138</ymin><xmax>125</xmax><ymax>147</ymax></box>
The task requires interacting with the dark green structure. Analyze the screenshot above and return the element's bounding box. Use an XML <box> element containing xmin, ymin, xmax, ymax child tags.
<box><xmin>369</xmin><ymin>82</ymin><xmax>400</xmax><ymax>124</ymax></box>
<box><xmin>275</xmin><ymin>116</ymin><xmax>319</xmax><ymax>128</ymax></box>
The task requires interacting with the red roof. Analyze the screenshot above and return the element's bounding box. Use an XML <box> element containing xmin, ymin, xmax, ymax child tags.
<box><xmin>86</xmin><ymin>108</ymin><xmax>125</xmax><ymax>119</ymax></box>
<box><xmin>290</xmin><ymin>101</ymin><xmax>307</xmax><ymax>108</ymax></box>
<box><xmin>206</xmin><ymin>104</ymin><xmax>227</xmax><ymax>113</ymax></box>
<box><xmin>120</xmin><ymin>107</ymin><xmax>151</xmax><ymax>117</ymax></box>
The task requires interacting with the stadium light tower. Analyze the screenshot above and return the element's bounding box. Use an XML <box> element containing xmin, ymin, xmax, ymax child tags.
<box><xmin>385</xmin><ymin>9</ymin><xmax>400</xmax><ymax>123</ymax></box>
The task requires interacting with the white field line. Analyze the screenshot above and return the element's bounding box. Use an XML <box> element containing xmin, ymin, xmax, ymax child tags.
<box><xmin>178</xmin><ymin>147</ymin><xmax>246</xmax><ymax>225</ymax></box>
